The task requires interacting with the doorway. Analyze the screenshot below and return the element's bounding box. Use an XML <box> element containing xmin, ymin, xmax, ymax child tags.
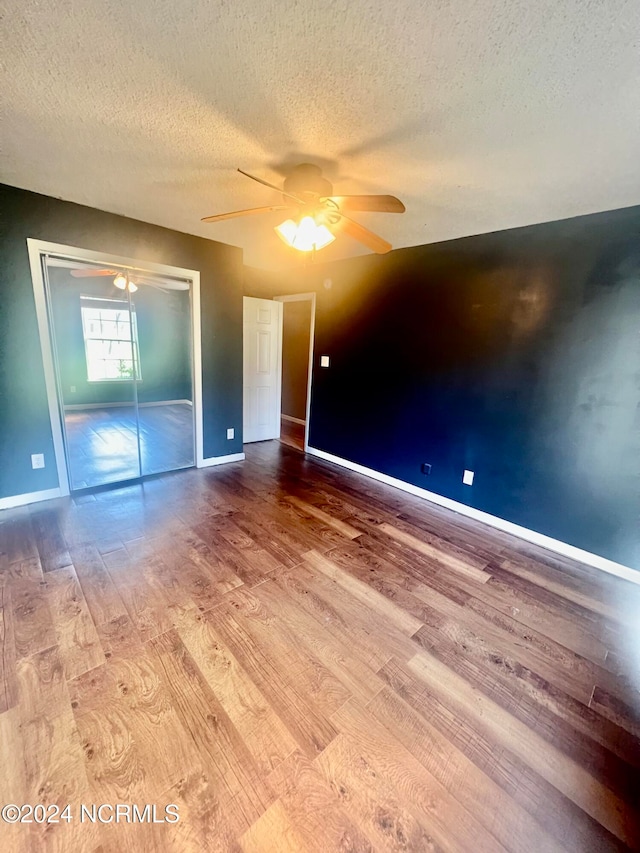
<box><xmin>28</xmin><ymin>240</ymin><xmax>203</xmax><ymax>494</ymax></box>
<box><xmin>242</xmin><ymin>294</ymin><xmax>315</xmax><ymax>452</ymax></box>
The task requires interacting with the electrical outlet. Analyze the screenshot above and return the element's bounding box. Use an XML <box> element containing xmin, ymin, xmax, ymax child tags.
<box><xmin>70</xmin><ymin>385</ymin><xmax>76</xmax><ymax>393</ymax></box>
<box><xmin>226</xmin><ymin>428</ymin><xmax>234</xmax><ymax>440</ymax></box>
<box><xmin>421</xmin><ymin>463</ymin><xmax>432</xmax><ymax>475</ymax></box>
<box><xmin>320</xmin><ymin>355</ymin><xmax>330</xmax><ymax>367</ymax></box>
<box><xmin>31</xmin><ymin>453</ymin><xmax>45</xmax><ymax>469</ymax></box>
<box><xmin>463</xmin><ymin>469</ymin><xmax>474</xmax><ymax>486</ymax></box>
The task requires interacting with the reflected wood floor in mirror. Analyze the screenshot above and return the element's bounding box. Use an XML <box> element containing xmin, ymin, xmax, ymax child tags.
<box><xmin>0</xmin><ymin>440</ymin><xmax>639</xmax><ymax>851</ymax></box>
<box><xmin>65</xmin><ymin>403</ymin><xmax>194</xmax><ymax>488</ymax></box>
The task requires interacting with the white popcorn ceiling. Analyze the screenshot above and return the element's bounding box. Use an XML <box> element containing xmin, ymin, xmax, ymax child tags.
<box><xmin>2</xmin><ymin>0</ymin><xmax>639</xmax><ymax>269</ymax></box>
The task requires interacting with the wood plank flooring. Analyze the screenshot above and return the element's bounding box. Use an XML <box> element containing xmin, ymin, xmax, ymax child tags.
<box><xmin>0</xmin><ymin>439</ymin><xmax>639</xmax><ymax>852</ymax></box>
<box><xmin>279</xmin><ymin>417</ymin><xmax>305</xmax><ymax>452</ymax></box>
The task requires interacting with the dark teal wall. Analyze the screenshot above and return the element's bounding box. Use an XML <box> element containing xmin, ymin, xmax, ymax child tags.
<box><xmin>48</xmin><ymin>269</ymin><xmax>192</xmax><ymax>407</ymax></box>
<box><xmin>0</xmin><ymin>184</ymin><xmax>243</xmax><ymax>499</ymax></box>
<box><xmin>248</xmin><ymin>206</ymin><xmax>640</xmax><ymax>571</ymax></box>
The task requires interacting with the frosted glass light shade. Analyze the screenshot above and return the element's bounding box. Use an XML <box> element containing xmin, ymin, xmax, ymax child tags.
<box><xmin>113</xmin><ymin>273</ymin><xmax>137</xmax><ymax>292</ymax></box>
<box><xmin>275</xmin><ymin>216</ymin><xmax>335</xmax><ymax>251</ymax></box>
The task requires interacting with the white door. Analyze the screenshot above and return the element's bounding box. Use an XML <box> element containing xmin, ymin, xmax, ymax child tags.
<box><xmin>243</xmin><ymin>297</ymin><xmax>282</xmax><ymax>443</ymax></box>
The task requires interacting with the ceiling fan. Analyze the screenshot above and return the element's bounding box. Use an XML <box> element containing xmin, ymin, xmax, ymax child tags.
<box><xmin>201</xmin><ymin>163</ymin><xmax>405</xmax><ymax>254</ymax></box>
<box><xmin>68</xmin><ymin>267</ymin><xmax>189</xmax><ymax>293</ymax></box>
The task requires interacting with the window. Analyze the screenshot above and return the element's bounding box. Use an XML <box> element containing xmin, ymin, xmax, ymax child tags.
<box><xmin>80</xmin><ymin>297</ymin><xmax>142</xmax><ymax>382</ymax></box>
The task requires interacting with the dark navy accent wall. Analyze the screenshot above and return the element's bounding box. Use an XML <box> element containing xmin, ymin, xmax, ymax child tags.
<box><xmin>0</xmin><ymin>183</ymin><xmax>243</xmax><ymax>500</ymax></box>
<box><xmin>247</xmin><ymin>206</ymin><xmax>640</xmax><ymax>570</ymax></box>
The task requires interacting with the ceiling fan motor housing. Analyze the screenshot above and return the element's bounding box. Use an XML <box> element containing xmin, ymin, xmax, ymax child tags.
<box><xmin>283</xmin><ymin>163</ymin><xmax>333</xmax><ymax>200</ymax></box>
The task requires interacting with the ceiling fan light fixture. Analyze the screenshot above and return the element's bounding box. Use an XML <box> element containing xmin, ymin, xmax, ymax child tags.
<box><xmin>275</xmin><ymin>215</ymin><xmax>335</xmax><ymax>252</ymax></box>
<box><xmin>202</xmin><ymin>165</ymin><xmax>402</xmax><ymax>255</ymax></box>
<box><xmin>113</xmin><ymin>272</ymin><xmax>138</xmax><ymax>293</ymax></box>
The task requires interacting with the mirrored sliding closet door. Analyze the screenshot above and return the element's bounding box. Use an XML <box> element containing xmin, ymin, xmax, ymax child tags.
<box><xmin>43</xmin><ymin>255</ymin><xmax>195</xmax><ymax>491</ymax></box>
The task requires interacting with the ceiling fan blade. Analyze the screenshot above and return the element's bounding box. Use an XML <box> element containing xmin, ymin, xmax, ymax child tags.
<box><xmin>237</xmin><ymin>168</ymin><xmax>305</xmax><ymax>204</ymax></box>
<box><xmin>136</xmin><ymin>281</ymin><xmax>171</xmax><ymax>293</ymax></box>
<box><xmin>135</xmin><ymin>276</ymin><xmax>190</xmax><ymax>291</ymax></box>
<box><xmin>201</xmin><ymin>205</ymin><xmax>290</xmax><ymax>223</ymax></box>
<box><xmin>70</xmin><ymin>268</ymin><xmax>119</xmax><ymax>278</ymax></box>
<box><xmin>325</xmin><ymin>195</ymin><xmax>405</xmax><ymax>213</ymax></box>
<box><xmin>337</xmin><ymin>215</ymin><xmax>392</xmax><ymax>254</ymax></box>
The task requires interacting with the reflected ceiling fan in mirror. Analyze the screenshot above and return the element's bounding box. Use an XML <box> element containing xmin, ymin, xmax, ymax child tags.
<box><xmin>201</xmin><ymin>163</ymin><xmax>405</xmax><ymax>254</ymax></box>
<box><xmin>68</xmin><ymin>266</ymin><xmax>189</xmax><ymax>294</ymax></box>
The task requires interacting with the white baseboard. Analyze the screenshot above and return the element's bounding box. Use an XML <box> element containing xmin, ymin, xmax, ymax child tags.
<box><xmin>0</xmin><ymin>487</ymin><xmax>64</xmax><ymax>511</ymax></box>
<box><xmin>199</xmin><ymin>452</ymin><xmax>245</xmax><ymax>468</ymax></box>
<box><xmin>64</xmin><ymin>399</ymin><xmax>192</xmax><ymax>411</ymax></box>
<box><xmin>281</xmin><ymin>414</ymin><xmax>306</xmax><ymax>425</ymax></box>
<box><xmin>306</xmin><ymin>446</ymin><xmax>640</xmax><ymax>586</ymax></box>
<box><xmin>64</xmin><ymin>402</ymin><xmax>133</xmax><ymax>410</ymax></box>
<box><xmin>139</xmin><ymin>400</ymin><xmax>192</xmax><ymax>408</ymax></box>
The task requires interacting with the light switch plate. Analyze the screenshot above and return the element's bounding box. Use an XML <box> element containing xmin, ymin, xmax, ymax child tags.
<box><xmin>227</xmin><ymin>428</ymin><xmax>235</xmax><ymax>440</ymax></box>
<box><xmin>463</xmin><ymin>469</ymin><xmax>474</xmax><ymax>485</ymax></box>
<box><xmin>320</xmin><ymin>355</ymin><xmax>330</xmax><ymax>368</ymax></box>
<box><xmin>31</xmin><ymin>453</ymin><xmax>45</xmax><ymax>469</ymax></box>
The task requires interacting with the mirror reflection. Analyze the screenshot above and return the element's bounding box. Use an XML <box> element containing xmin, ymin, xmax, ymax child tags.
<box><xmin>45</xmin><ymin>257</ymin><xmax>194</xmax><ymax>490</ymax></box>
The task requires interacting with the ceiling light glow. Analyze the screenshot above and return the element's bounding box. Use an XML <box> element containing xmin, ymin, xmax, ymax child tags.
<box><xmin>113</xmin><ymin>272</ymin><xmax>138</xmax><ymax>293</ymax></box>
<box><xmin>275</xmin><ymin>216</ymin><xmax>335</xmax><ymax>252</ymax></box>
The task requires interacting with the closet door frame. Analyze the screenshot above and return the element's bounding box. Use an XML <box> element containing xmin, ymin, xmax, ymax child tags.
<box><xmin>27</xmin><ymin>238</ymin><xmax>203</xmax><ymax>497</ymax></box>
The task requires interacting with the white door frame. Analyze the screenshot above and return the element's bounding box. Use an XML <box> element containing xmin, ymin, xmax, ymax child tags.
<box><xmin>273</xmin><ymin>293</ymin><xmax>316</xmax><ymax>452</ymax></box>
<box><xmin>26</xmin><ymin>238</ymin><xmax>204</xmax><ymax>498</ymax></box>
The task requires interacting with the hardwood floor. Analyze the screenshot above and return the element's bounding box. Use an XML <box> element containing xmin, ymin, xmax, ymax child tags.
<box><xmin>64</xmin><ymin>403</ymin><xmax>194</xmax><ymax>489</ymax></box>
<box><xmin>279</xmin><ymin>417</ymin><xmax>305</xmax><ymax>452</ymax></box>
<box><xmin>0</xmin><ymin>440</ymin><xmax>639</xmax><ymax>852</ymax></box>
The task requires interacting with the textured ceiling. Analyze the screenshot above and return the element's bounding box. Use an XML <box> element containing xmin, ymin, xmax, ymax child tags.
<box><xmin>2</xmin><ymin>0</ymin><xmax>639</xmax><ymax>269</ymax></box>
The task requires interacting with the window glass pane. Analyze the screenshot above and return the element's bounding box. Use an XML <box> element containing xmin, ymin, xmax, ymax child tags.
<box><xmin>85</xmin><ymin>339</ymin><xmax>105</xmax><ymax>361</ymax></box>
<box><xmin>81</xmin><ymin>300</ymin><xmax>141</xmax><ymax>381</ymax></box>
<box><xmin>86</xmin><ymin>358</ymin><xmax>108</xmax><ymax>382</ymax></box>
<box><xmin>114</xmin><ymin>322</ymin><xmax>132</xmax><ymax>341</ymax></box>
<box><xmin>86</xmin><ymin>361</ymin><xmax>99</xmax><ymax>382</ymax></box>
<box><xmin>103</xmin><ymin>361</ymin><xmax>125</xmax><ymax>380</ymax></box>
<box><xmin>109</xmin><ymin>360</ymin><xmax>134</xmax><ymax>379</ymax></box>
<box><xmin>118</xmin><ymin>340</ymin><xmax>135</xmax><ymax>359</ymax></box>
<box><xmin>98</xmin><ymin>320</ymin><xmax>120</xmax><ymax>340</ymax></box>
<box><xmin>86</xmin><ymin>359</ymin><xmax>136</xmax><ymax>381</ymax></box>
